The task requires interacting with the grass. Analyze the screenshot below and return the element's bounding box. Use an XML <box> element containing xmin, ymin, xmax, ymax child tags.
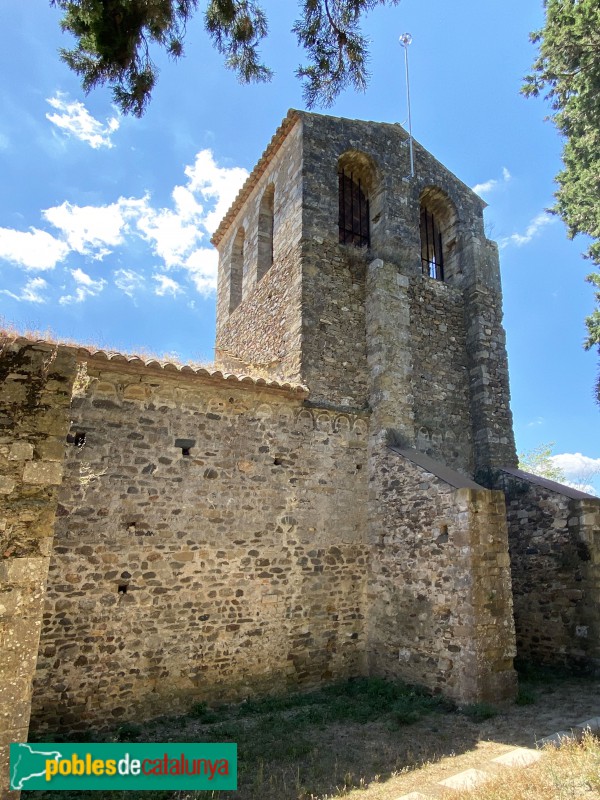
<box><xmin>459</xmin><ymin>703</ymin><xmax>498</xmax><ymax>722</ymax></box>
<box><xmin>0</xmin><ymin>315</ymin><xmax>212</xmax><ymax>369</ymax></box>
<box><xmin>23</xmin><ymin>672</ymin><xmax>599</xmax><ymax>800</ymax></box>
<box><xmin>444</xmin><ymin>732</ymin><xmax>600</xmax><ymax>800</ymax></box>
<box><xmin>26</xmin><ymin>677</ymin><xmax>460</xmax><ymax>800</ymax></box>
<box><xmin>514</xmin><ymin>659</ymin><xmax>596</xmax><ymax>709</ymax></box>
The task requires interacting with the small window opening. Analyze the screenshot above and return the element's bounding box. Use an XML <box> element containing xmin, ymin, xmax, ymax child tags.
<box><xmin>420</xmin><ymin>207</ymin><xmax>444</xmax><ymax>281</ymax></box>
<box><xmin>66</xmin><ymin>431</ymin><xmax>86</xmax><ymax>448</ymax></box>
<box><xmin>338</xmin><ymin>171</ymin><xmax>370</xmax><ymax>247</ymax></box>
<box><xmin>273</xmin><ymin>457</ymin><xmax>283</xmax><ymax>466</ymax></box>
<box><xmin>229</xmin><ymin>227</ymin><xmax>245</xmax><ymax>313</ymax></box>
<box><xmin>118</xmin><ymin>584</ymin><xmax>128</xmax><ymax>594</ymax></box>
<box><xmin>257</xmin><ymin>184</ymin><xmax>275</xmax><ymax>281</ymax></box>
<box><xmin>175</xmin><ymin>437</ymin><xmax>195</xmax><ymax>457</ymax></box>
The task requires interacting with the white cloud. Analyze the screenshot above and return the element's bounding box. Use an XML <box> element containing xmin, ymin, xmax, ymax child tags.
<box><xmin>499</xmin><ymin>212</ymin><xmax>556</xmax><ymax>249</ymax></box>
<box><xmin>114</xmin><ymin>268</ymin><xmax>145</xmax><ymax>297</ymax></box>
<box><xmin>0</xmin><ymin>148</ymin><xmax>247</xmax><ymax>301</ymax></box>
<box><xmin>43</xmin><ymin>201</ymin><xmax>128</xmax><ymax>258</ymax></box>
<box><xmin>0</xmin><ymin>227</ymin><xmax>69</xmax><ymax>270</ymax></box>
<box><xmin>135</xmin><ymin>199</ymin><xmax>204</xmax><ymax>268</ymax></box>
<box><xmin>46</xmin><ymin>93</ymin><xmax>119</xmax><ymax>149</ymax></box>
<box><xmin>183</xmin><ymin>248</ymin><xmax>219</xmax><ymax>295</ymax></box>
<box><xmin>527</xmin><ymin>416</ymin><xmax>545</xmax><ymax>427</ymax></box>
<box><xmin>550</xmin><ymin>452</ymin><xmax>600</xmax><ymax>496</ymax></box>
<box><xmin>172</xmin><ymin>185</ymin><xmax>204</xmax><ymax>220</ymax></box>
<box><xmin>472</xmin><ymin>178</ymin><xmax>498</xmax><ymax>195</ymax></box>
<box><xmin>133</xmin><ymin>151</ymin><xmax>248</xmax><ymax>268</ymax></box>
<box><xmin>0</xmin><ymin>133</ymin><xmax>9</xmax><ymax>151</ymax></box>
<box><xmin>1</xmin><ymin>277</ymin><xmax>48</xmax><ymax>303</ymax></box>
<box><xmin>563</xmin><ymin>480</ymin><xmax>597</xmax><ymax>496</ymax></box>
<box><xmin>472</xmin><ymin>166</ymin><xmax>511</xmax><ymax>197</ymax></box>
<box><xmin>59</xmin><ymin>268</ymin><xmax>107</xmax><ymax>305</ymax></box>
<box><xmin>184</xmin><ymin>149</ymin><xmax>248</xmax><ymax>234</ymax></box>
<box><xmin>551</xmin><ymin>452</ymin><xmax>600</xmax><ymax>478</ymax></box>
<box><xmin>153</xmin><ymin>274</ymin><xmax>182</xmax><ymax>297</ymax></box>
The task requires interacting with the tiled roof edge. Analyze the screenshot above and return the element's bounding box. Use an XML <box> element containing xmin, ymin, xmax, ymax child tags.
<box><xmin>0</xmin><ymin>336</ymin><xmax>309</xmax><ymax>396</ymax></box>
<box><xmin>211</xmin><ymin>108</ymin><xmax>301</xmax><ymax>247</ymax></box>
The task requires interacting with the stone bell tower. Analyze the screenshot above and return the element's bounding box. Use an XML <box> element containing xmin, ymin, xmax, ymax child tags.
<box><xmin>213</xmin><ymin>110</ymin><xmax>519</xmax><ymax>704</ymax></box>
<box><xmin>212</xmin><ymin>109</ymin><xmax>517</xmax><ymax>478</ymax></box>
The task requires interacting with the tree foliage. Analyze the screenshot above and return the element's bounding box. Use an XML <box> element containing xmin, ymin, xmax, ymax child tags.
<box><xmin>518</xmin><ymin>442</ymin><xmax>566</xmax><ymax>483</ymax></box>
<box><xmin>522</xmin><ymin>0</ymin><xmax>600</xmax><ymax>400</ymax></box>
<box><xmin>51</xmin><ymin>0</ymin><xmax>400</xmax><ymax>117</ymax></box>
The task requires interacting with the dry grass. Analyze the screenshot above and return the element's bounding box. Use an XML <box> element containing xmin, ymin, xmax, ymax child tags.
<box><xmin>25</xmin><ymin>672</ymin><xmax>600</xmax><ymax>800</ymax></box>
<box><xmin>0</xmin><ymin>316</ymin><xmax>213</xmax><ymax>370</ymax></box>
<box><xmin>444</xmin><ymin>733</ymin><xmax>600</xmax><ymax>800</ymax></box>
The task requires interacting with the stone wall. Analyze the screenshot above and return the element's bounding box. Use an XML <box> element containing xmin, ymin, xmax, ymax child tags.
<box><xmin>364</xmin><ymin>259</ymin><xmax>414</xmax><ymax>441</ymax></box>
<box><xmin>408</xmin><ymin>276</ymin><xmax>473</xmax><ymax>474</ymax></box>
<box><xmin>367</xmin><ymin>446</ymin><xmax>517</xmax><ymax>703</ymax></box>
<box><xmin>29</xmin><ymin>356</ymin><xmax>369</xmax><ymax>734</ymax></box>
<box><xmin>463</xmin><ymin>240</ymin><xmax>517</xmax><ymax>473</ymax></box>
<box><xmin>497</xmin><ymin>468</ymin><xmax>600</xmax><ymax>669</ymax></box>
<box><xmin>300</xmin><ymin>240</ymin><xmax>369</xmax><ymax>407</ymax></box>
<box><xmin>0</xmin><ymin>340</ymin><xmax>76</xmax><ymax>798</ymax></box>
<box><xmin>215</xmin><ymin>117</ymin><xmax>304</xmax><ymax>384</ymax></box>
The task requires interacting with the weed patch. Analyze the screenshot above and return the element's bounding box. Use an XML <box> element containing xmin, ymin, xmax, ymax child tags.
<box><xmin>460</xmin><ymin>703</ymin><xmax>498</xmax><ymax>722</ymax></box>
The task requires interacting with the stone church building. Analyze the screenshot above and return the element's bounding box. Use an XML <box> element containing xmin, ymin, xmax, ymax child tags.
<box><xmin>1</xmin><ymin>110</ymin><xmax>599</xmax><ymax>793</ymax></box>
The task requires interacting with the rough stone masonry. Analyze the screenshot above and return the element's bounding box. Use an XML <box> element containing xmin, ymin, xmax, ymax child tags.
<box><xmin>1</xmin><ymin>110</ymin><xmax>599</xmax><ymax>798</ymax></box>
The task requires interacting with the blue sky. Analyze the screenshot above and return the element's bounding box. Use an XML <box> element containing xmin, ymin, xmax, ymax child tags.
<box><xmin>1</xmin><ymin>0</ymin><xmax>598</xmax><ymax>491</ymax></box>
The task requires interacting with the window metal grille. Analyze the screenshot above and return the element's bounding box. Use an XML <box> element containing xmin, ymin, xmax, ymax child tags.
<box><xmin>420</xmin><ymin>207</ymin><xmax>444</xmax><ymax>281</ymax></box>
<box><xmin>338</xmin><ymin>171</ymin><xmax>370</xmax><ymax>247</ymax></box>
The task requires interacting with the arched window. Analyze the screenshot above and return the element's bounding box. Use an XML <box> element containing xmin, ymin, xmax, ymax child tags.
<box><xmin>229</xmin><ymin>227</ymin><xmax>244</xmax><ymax>313</ymax></box>
<box><xmin>420</xmin><ymin>206</ymin><xmax>444</xmax><ymax>281</ymax></box>
<box><xmin>419</xmin><ymin>188</ymin><xmax>458</xmax><ymax>283</ymax></box>
<box><xmin>337</xmin><ymin>151</ymin><xmax>377</xmax><ymax>249</ymax></box>
<box><xmin>257</xmin><ymin>184</ymin><xmax>274</xmax><ymax>281</ymax></box>
<box><xmin>338</xmin><ymin>171</ymin><xmax>370</xmax><ymax>247</ymax></box>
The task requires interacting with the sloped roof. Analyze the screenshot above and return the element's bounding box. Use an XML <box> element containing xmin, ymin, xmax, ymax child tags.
<box><xmin>501</xmin><ymin>467</ymin><xmax>598</xmax><ymax>501</ymax></box>
<box><xmin>2</xmin><ymin>336</ymin><xmax>309</xmax><ymax>396</ymax></box>
<box><xmin>389</xmin><ymin>446</ymin><xmax>483</xmax><ymax>490</ymax></box>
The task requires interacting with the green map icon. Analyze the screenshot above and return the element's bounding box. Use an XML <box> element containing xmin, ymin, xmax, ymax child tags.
<box><xmin>10</xmin><ymin>743</ymin><xmax>63</xmax><ymax>790</ymax></box>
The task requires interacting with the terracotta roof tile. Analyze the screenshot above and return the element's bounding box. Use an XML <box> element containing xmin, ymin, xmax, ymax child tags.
<box><xmin>1</xmin><ymin>336</ymin><xmax>309</xmax><ymax>396</ymax></box>
<box><xmin>211</xmin><ymin>108</ymin><xmax>301</xmax><ymax>247</ymax></box>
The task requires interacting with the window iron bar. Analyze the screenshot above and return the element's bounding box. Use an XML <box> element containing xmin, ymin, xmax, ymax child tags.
<box><xmin>338</xmin><ymin>170</ymin><xmax>370</xmax><ymax>248</ymax></box>
<box><xmin>420</xmin><ymin>207</ymin><xmax>444</xmax><ymax>281</ymax></box>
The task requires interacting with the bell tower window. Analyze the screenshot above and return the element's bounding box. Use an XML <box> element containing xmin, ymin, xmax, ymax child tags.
<box><xmin>420</xmin><ymin>207</ymin><xmax>445</xmax><ymax>281</ymax></box>
<box><xmin>419</xmin><ymin>187</ymin><xmax>459</xmax><ymax>283</ymax></box>
<box><xmin>338</xmin><ymin>171</ymin><xmax>370</xmax><ymax>248</ymax></box>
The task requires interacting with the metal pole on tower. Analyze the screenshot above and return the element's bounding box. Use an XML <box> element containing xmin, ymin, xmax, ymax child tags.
<box><xmin>399</xmin><ymin>33</ymin><xmax>415</xmax><ymax>179</ymax></box>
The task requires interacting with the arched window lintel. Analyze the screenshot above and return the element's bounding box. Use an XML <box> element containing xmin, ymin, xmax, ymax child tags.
<box><xmin>337</xmin><ymin>150</ymin><xmax>378</xmax><ymax>249</ymax></box>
